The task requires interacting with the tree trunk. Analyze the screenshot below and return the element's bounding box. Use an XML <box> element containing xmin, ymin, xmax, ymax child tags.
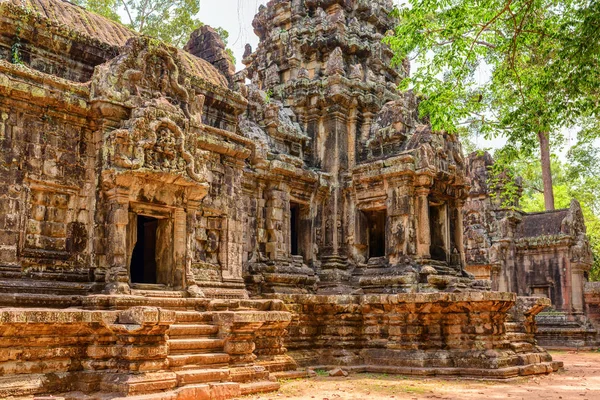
<box><xmin>537</xmin><ymin>131</ymin><xmax>555</xmax><ymax>211</ymax></box>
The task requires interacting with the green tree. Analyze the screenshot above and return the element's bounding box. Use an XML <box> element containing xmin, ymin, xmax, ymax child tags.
<box><xmin>72</xmin><ymin>0</ymin><xmax>121</xmax><ymax>22</ymax></box>
<box><xmin>73</xmin><ymin>0</ymin><xmax>203</xmax><ymax>47</ymax></box>
<box><xmin>386</xmin><ymin>0</ymin><xmax>600</xmax><ymax>211</ymax></box>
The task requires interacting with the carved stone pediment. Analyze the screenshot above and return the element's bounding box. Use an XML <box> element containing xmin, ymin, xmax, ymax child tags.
<box><xmin>92</xmin><ymin>37</ymin><xmax>209</xmax><ymax>185</ymax></box>
<box><xmin>104</xmin><ymin>98</ymin><xmax>208</xmax><ymax>183</ymax></box>
<box><xmin>92</xmin><ymin>37</ymin><xmax>195</xmax><ymax>109</ymax></box>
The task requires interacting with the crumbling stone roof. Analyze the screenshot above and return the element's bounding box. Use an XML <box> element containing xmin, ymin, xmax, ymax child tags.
<box><xmin>517</xmin><ymin>210</ymin><xmax>569</xmax><ymax>238</ymax></box>
<box><xmin>4</xmin><ymin>0</ymin><xmax>136</xmax><ymax>46</ymax></box>
<box><xmin>2</xmin><ymin>0</ymin><xmax>229</xmax><ymax>88</ymax></box>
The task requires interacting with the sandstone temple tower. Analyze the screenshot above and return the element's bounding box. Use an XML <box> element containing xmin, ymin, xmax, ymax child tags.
<box><xmin>240</xmin><ymin>0</ymin><xmax>475</xmax><ymax>295</ymax></box>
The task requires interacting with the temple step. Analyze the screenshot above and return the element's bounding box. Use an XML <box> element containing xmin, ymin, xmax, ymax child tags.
<box><xmin>169</xmin><ymin>324</ymin><xmax>219</xmax><ymax>337</ymax></box>
<box><xmin>168</xmin><ymin>338</ymin><xmax>225</xmax><ymax>354</ymax></box>
<box><xmin>130</xmin><ymin>289</ymin><xmax>186</xmax><ymax>298</ymax></box>
<box><xmin>168</xmin><ymin>352</ymin><xmax>230</xmax><ymax>369</ymax></box>
<box><xmin>0</xmin><ymin>279</ymin><xmax>94</xmax><ymax>296</ymax></box>
<box><xmin>240</xmin><ymin>380</ymin><xmax>280</xmax><ymax>396</ymax></box>
<box><xmin>174</xmin><ymin>310</ymin><xmax>214</xmax><ymax>324</ymax></box>
<box><xmin>175</xmin><ymin>368</ymin><xmax>230</xmax><ymax>386</ymax></box>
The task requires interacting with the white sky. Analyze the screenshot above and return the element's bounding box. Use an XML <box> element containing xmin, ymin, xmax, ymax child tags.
<box><xmin>199</xmin><ymin>0</ymin><xmax>269</xmax><ymax>71</ymax></box>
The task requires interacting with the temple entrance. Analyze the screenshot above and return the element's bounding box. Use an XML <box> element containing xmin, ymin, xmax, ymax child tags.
<box><xmin>365</xmin><ymin>210</ymin><xmax>386</xmax><ymax>259</ymax></box>
<box><xmin>290</xmin><ymin>202</ymin><xmax>300</xmax><ymax>256</ymax></box>
<box><xmin>130</xmin><ymin>216</ymin><xmax>159</xmax><ymax>284</ymax></box>
<box><xmin>429</xmin><ymin>203</ymin><xmax>447</xmax><ymax>262</ymax></box>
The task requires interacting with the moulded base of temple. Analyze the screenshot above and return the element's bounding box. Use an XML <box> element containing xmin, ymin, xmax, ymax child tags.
<box><xmin>268</xmin><ymin>293</ymin><xmax>563</xmax><ymax>379</ymax></box>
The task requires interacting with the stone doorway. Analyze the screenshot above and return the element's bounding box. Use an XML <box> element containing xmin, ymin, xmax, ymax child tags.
<box><xmin>127</xmin><ymin>204</ymin><xmax>179</xmax><ymax>288</ymax></box>
<box><xmin>130</xmin><ymin>216</ymin><xmax>158</xmax><ymax>284</ymax></box>
<box><xmin>429</xmin><ymin>203</ymin><xmax>448</xmax><ymax>262</ymax></box>
<box><xmin>365</xmin><ymin>210</ymin><xmax>386</xmax><ymax>259</ymax></box>
<box><xmin>290</xmin><ymin>203</ymin><xmax>300</xmax><ymax>256</ymax></box>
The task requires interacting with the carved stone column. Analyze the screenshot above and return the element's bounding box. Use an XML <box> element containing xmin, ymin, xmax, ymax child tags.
<box><xmin>386</xmin><ymin>176</ymin><xmax>413</xmax><ymax>264</ymax></box>
<box><xmin>185</xmin><ymin>199</ymin><xmax>203</xmax><ymax>297</ymax></box>
<box><xmin>172</xmin><ymin>208</ymin><xmax>186</xmax><ymax>290</ymax></box>
<box><xmin>415</xmin><ymin>186</ymin><xmax>431</xmax><ymax>259</ymax></box>
<box><xmin>571</xmin><ymin>263</ymin><xmax>587</xmax><ymax>314</ymax></box>
<box><xmin>104</xmin><ymin>189</ymin><xmax>131</xmax><ymax>294</ymax></box>
<box><xmin>455</xmin><ymin>200</ymin><xmax>465</xmax><ymax>268</ymax></box>
<box><xmin>347</xmin><ymin>108</ymin><xmax>358</xmax><ymax>169</ymax></box>
<box><xmin>265</xmin><ymin>183</ymin><xmax>288</xmax><ymax>261</ymax></box>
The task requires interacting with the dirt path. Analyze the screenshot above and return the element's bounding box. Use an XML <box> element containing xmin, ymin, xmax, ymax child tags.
<box><xmin>241</xmin><ymin>352</ymin><xmax>600</xmax><ymax>400</ymax></box>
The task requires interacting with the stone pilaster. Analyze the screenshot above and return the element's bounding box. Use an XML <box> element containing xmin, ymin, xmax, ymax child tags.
<box><xmin>571</xmin><ymin>263</ymin><xmax>587</xmax><ymax>314</ymax></box>
<box><xmin>104</xmin><ymin>190</ymin><xmax>131</xmax><ymax>294</ymax></box>
<box><xmin>415</xmin><ymin>186</ymin><xmax>431</xmax><ymax>259</ymax></box>
<box><xmin>386</xmin><ymin>176</ymin><xmax>413</xmax><ymax>264</ymax></box>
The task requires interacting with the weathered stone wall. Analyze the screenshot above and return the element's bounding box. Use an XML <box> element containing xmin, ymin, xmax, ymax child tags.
<box><xmin>464</xmin><ymin>152</ymin><xmax>597</xmax><ymax>348</ymax></box>
<box><xmin>585</xmin><ymin>282</ymin><xmax>600</xmax><ymax>330</ymax></box>
<box><xmin>185</xmin><ymin>26</ymin><xmax>235</xmax><ymax>84</ymax></box>
<box><xmin>271</xmin><ymin>293</ymin><xmax>560</xmax><ymax>378</ymax></box>
<box><xmin>0</xmin><ymin>61</ymin><xmax>95</xmax><ymax>292</ymax></box>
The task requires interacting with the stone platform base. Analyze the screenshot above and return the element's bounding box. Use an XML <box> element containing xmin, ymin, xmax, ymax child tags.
<box><xmin>269</xmin><ymin>292</ymin><xmax>561</xmax><ymax>379</ymax></box>
<box><xmin>308</xmin><ymin>362</ymin><xmax>561</xmax><ymax>379</ymax></box>
<box><xmin>0</xmin><ymin>299</ymin><xmax>295</xmax><ymax>399</ymax></box>
<box><xmin>536</xmin><ymin>311</ymin><xmax>599</xmax><ymax>350</ymax></box>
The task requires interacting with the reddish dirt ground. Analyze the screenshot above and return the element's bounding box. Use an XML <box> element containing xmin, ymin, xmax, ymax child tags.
<box><xmin>241</xmin><ymin>352</ymin><xmax>600</xmax><ymax>400</ymax></box>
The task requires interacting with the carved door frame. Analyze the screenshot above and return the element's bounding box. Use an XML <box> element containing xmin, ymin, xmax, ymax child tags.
<box><xmin>127</xmin><ymin>201</ymin><xmax>186</xmax><ymax>289</ymax></box>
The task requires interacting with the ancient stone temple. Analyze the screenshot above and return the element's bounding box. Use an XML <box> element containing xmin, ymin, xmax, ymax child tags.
<box><xmin>240</xmin><ymin>0</ymin><xmax>481</xmax><ymax>295</ymax></box>
<box><xmin>0</xmin><ymin>0</ymin><xmax>563</xmax><ymax>398</ymax></box>
<box><xmin>464</xmin><ymin>152</ymin><xmax>599</xmax><ymax>348</ymax></box>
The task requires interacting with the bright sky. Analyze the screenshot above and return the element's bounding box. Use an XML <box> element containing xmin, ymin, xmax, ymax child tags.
<box><xmin>199</xmin><ymin>0</ymin><xmax>269</xmax><ymax>71</ymax></box>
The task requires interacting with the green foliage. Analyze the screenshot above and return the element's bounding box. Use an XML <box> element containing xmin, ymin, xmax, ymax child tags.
<box><xmin>385</xmin><ymin>0</ymin><xmax>599</xmax><ymax>156</ymax></box>
<box><xmin>73</xmin><ymin>0</ymin><xmax>235</xmax><ymax>53</ymax></box>
<box><xmin>122</xmin><ymin>0</ymin><xmax>202</xmax><ymax>47</ymax></box>
<box><xmin>72</xmin><ymin>0</ymin><xmax>121</xmax><ymax>23</ymax></box>
<box><xmin>11</xmin><ymin>27</ymin><xmax>23</xmax><ymax>65</ymax></box>
<box><xmin>265</xmin><ymin>89</ymin><xmax>273</xmax><ymax>104</ymax></box>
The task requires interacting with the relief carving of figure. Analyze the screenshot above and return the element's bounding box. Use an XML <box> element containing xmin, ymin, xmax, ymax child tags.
<box><xmin>392</xmin><ymin>218</ymin><xmax>406</xmax><ymax>255</ymax></box>
<box><xmin>265</xmin><ymin>64</ymin><xmax>281</xmax><ymax>87</ymax></box>
<box><xmin>205</xmin><ymin>229</ymin><xmax>220</xmax><ymax>264</ymax></box>
<box><xmin>326</xmin><ymin>47</ymin><xmax>345</xmax><ymax>76</ymax></box>
<box><xmin>350</xmin><ymin>64</ymin><xmax>364</xmax><ymax>81</ymax></box>
<box><xmin>145</xmin><ymin>126</ymin><xmax>186</xmax><ymax>172</ymax></box>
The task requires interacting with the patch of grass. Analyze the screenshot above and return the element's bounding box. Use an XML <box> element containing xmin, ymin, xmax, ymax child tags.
<box><xmin>314</xmin><ymin>369</ymin><xmax>328</xmax><ymax>377</ymax></box>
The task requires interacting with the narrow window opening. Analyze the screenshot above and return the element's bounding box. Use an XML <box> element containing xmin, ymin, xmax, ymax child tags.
<box><xmin>130</xmin><ymin>215</ymin><xmax>158</xmax><ymax>284</ymax></box>
<box><xmin>365</xmin><ymin>210</ymin><xmax>386</xmax><ymax>259</ymax></box>
<box><xmin>429</xmin><ymin>204</ymin><xmax>447</xmax><ymax>262</ymax></box>
<box><xmin>290</xmin><ymin>202</ymin><xmax>300</xmax><ymax>256</ymax></box>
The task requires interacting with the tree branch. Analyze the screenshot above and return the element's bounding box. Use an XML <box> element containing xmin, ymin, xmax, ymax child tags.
<box><xmin>119</xmin><ymin>0</ymin><xmax>134</xmax><ymax>26</ymax></box>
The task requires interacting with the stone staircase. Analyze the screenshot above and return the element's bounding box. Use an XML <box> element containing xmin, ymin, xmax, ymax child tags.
<box><xmin>168</xmin><ymin>310</ymin><xmax>230</xmax><ymax>381</ymax></box>
<box><xmin>161</xmin><ymin>309</ymin><xmax>279</xmax><ymax>398</ymax></box>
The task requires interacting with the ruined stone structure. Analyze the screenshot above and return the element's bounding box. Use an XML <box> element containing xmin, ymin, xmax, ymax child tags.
<box><xmin>464</xmin><ymin>152</ymin><xmax>598</xmax><ymax>349</ymax></box>
<box><xmin>0</xmin><ymin>0</ymin><xmax>562</xmax><ymax>398</ymax></box>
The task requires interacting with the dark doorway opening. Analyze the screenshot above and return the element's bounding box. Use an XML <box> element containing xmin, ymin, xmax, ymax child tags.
<box><xmin>130</xmin><ymin>215</ymin><xmax>158</xmax><ymax>284</ymax></box>
<box><xmin>429</xmin><ymin>205</ymin><xmax>447</xmax><ymax>262</ymax></box>
<box><xmin>290</xmin><ymin>202</ymin><xmax>300</xmax><ymax>256</ymax></box>
<box><xmin>365</xmin><ymin>210</ymin><xmax>386</xmax><ymax>258</ymax></box>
